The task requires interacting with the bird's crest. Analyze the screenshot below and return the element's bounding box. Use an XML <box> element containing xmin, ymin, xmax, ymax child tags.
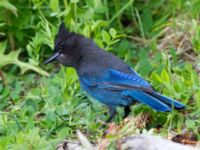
<box><xmin>54</xmin><ymin>22</ymin><xmax>71</xmax><ymax>46</ymax></box>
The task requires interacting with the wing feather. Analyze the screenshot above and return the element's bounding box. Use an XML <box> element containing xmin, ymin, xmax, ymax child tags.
<box><xmin>81</xmin><ymin>68</ymin><xmax>153</xmax><ymax>92</ymax></box>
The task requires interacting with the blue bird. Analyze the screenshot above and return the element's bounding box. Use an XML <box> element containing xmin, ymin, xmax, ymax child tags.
<box><xmin>44</xmin><ymin>23</ymin><xmax>185</xmax><ymax>122</ymax></box>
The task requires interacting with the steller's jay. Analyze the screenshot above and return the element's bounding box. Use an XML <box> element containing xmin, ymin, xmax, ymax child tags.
<box><xmin>44</xmin><ymin>23</ymin><xmax>185</xmax><ymax>122</ymax></box>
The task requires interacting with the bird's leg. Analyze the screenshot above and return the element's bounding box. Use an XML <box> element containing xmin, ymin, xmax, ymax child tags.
<box><xmin>102</xmin><ymin>107</ymin><xmax>116</xmax><ymax>136</ymax></box>
<box><xmin>123</xmin><ymin>106</ymin><xmax>131</xmax><ymax>119</ymax></box>
<box><xmin>106</xmin><ymin>107</ymin><xmax>117</xmax><ymax>123</ymax></box>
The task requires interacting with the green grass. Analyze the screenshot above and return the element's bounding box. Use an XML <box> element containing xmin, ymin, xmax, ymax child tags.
<box><xmin>0</xmin><ymin>0</ymin><xmax>200</xmax><ymax>149</ymax></box>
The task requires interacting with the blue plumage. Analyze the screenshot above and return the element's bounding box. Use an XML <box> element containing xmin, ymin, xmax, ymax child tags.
<box><xmin>44</xmin><ymin>23</ymin><xmax>185</xmax><ymax>122</ymax></box>
<box><xmin>78</xmin><ymin>68</ymin><xmax>184</xmax><ymax>111</ymax></box>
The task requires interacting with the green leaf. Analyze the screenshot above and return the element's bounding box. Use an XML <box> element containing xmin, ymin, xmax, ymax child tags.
<box><xmin>0</xmin><ymin>23</ymin><xmax>6</xmax><ymax>27</ymax></box>
<box><xmin>0</xmin><ymin>0</ymin><xmax>17</xmax><ymax>16</ymax></box>
<box><xmin>170</xmin><ymin>48</ymin><xmax>177</xmax><ymax>63</ymax></box>
<box><xmin>0</xmin><ymin>41</ymin><xmax>7</xmax><ymax>53</ymax></box>
<box><xmin>45</xmin><ymin>109</ymin><xmax>57</xmax><ymax>122</ymax></box>
<box><xmin>0</xmin><ymin>84</ymin><xmax>3</xmax><ymax>93</ymax></box>
<box><xmin>91</xmin><ymin>20</ymin><xmax>108</xmax><ymax>31</ymax></box>
<box><xmin>56</xmin><ymin>7</ymin><xmax>71</xmax><ymax>17</ymax></box>
<box><xmin>93</xmin><ymin>0</ymin><xmax>107</xmax><ymax>13</ymax></box>
<box><xmin>50</xmin><ymin>0</ymin><xmax>59</xmax><ymax>11</ymax></box>
<box><xmin>110</xmin><ymin>39</ymin><xmax>120</xmax><ymax>45</ymax></box>
<box><xmin>0</xmin><ymin>44</ymin><xmax>49</xmax><ymax>76</ymax></box>
<box><xmin>141</xmin><ymin>9</ymin><xmax>153</xmax><ymax>37</ymax></box>
<box><xmin>56</xmin><ymin>106</ymin><xmax>69</xmax><ymax>116</ymax></box>
<box><xmin>195</xmin><ymin>90</ymin><xmax>200</xmax><ymax>108</ymax></box>
<box><xmin>150</xmin><ymin>72</ymin><xmax>161</xmax><ymax>83</ymax></box>
<box><xmin>70</xmin><ymin>0</ymin><xmax>79</xmax><ymax>3</ymax></box>
<box><xmin>161</xmin><ymin>69</ymin><xmax>170</xmax><ymax>83</ymax></box>
<box><xmin>94</xmin><ymin>38</ymin><xmax>104</xmax><ymax>48</ymax></box>
<box><xmin>66</xmin><ymin>67</ymin><xmax>78</xmax><ymax>84</ymax></box>
<box><xmin>101</xmin><ymin>30</ymin><xmax>110</xmax><ymax>44</ymax></box>
<box><xmin>185</xmin><ymin>120</ymin><xmax>196</xmax><ymax>129</ymax></box>
<box><xmin>109</xmin><ymin>28</ymin><xmax>117</xmax><ymax>38</ymax></box>
<box><xmin>86</xmin><ymin>0</ymin><xmax>94</xmax><ymax>7</ymax></box>
<box><xmin>25</xmin><ymin>99</ymin><xmax>38</xmax><ymax>113</ymax></box>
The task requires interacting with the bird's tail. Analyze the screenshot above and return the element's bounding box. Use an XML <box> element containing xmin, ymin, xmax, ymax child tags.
<box><xmin>123</xmin><ymin>90</ymin><xmax>185</xmax><ymax>112</ymax></box>
<box><xmin>148</xmin><ymin>92</ymin><xmax>185</xmax><ymax>109</ymax></box>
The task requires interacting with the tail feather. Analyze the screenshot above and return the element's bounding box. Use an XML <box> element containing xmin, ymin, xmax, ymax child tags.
<box><xmin>123</xmin><ymin>91</ymin><xmax>171</xmax><ymax>112</ymax></box>
<box><xmin>149</xmin><ymin>92</ymin><xmax>185</xmax><ymax>109</ymax></box>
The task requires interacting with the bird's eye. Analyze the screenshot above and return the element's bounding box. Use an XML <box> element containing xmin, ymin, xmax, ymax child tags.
<box><xmin>58</xmin><ymin>42</ymin><xmax>64</xmax><ymax>50</ymax></box>
<box><xmin>59</xmin><ymin>42</ymin><xmax>64</xmax><ymax>45</ymax></box>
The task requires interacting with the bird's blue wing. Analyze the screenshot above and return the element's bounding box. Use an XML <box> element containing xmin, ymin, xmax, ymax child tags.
<box><xmin>80</xmin><ymin>68</ymin><xmax>185</xmax><ymax>111</ymax></box>
<box><xmin>108</xmin><ymin>68</ymin><xmax>151</xmax><ymax>88</ymax></box>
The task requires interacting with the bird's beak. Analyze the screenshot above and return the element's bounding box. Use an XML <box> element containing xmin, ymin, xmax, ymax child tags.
<box><xmin>44</xmin><ymin>52</ymin><xmax>60</xmax><ymax>64</ymax></box>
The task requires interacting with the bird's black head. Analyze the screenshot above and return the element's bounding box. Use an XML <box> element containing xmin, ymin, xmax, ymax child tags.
<box><xmin>44</xmin><ymin>23</ymin><xmax>84</xmax><ymax>68</ymax></box>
